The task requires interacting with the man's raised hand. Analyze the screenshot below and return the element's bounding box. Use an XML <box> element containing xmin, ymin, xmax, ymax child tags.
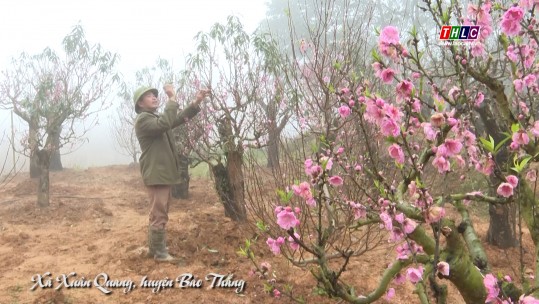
<box><xmin>163</xmin><ymin>84</ymin><xmax>176</xmax><ymax>99</ymax></box>
<box><xmin>194</xmin><ymin>88</ymin><xmax>211</xmax><ymax>105</ymax></box>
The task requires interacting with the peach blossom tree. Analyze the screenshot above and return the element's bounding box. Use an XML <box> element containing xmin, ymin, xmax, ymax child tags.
<box><xmin>0</xmin><ymin>25</ymin><xmax>119</xmax><ymax>207</ymax></box>
<box><xmin>245</xmin><ymin>1</ymin><xmax>539</xmax><ymax>303</ymax></box>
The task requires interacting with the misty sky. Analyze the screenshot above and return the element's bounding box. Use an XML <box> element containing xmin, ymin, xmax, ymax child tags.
<box><xmin>0</xmin><ymin>0</ymin><xmax>268</xmax><ymax>170</ymax></box>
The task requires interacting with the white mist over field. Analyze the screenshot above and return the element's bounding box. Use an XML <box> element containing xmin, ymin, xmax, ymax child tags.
<box><xmin>0</xmin><ymin>0</ymin><xmax>267</xmax><ymax>171</ymax></box>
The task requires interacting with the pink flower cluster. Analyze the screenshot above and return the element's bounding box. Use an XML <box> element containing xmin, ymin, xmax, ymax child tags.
<box><xmin>373</xmin><ymin>62</ymin><xmax>396</xmax><ymax>84</ymax></box>
<box><xmin>467</xmin><ymin>1</ymin><xmax>493</xmax><ymax>40</ymax></box>
<box><xmin>513</xmin><ymin>73</ymin><xmax>538</xmax><ymax>94</ymax></box>
<box><xmin>465</xmin><ymin>2</ymin><xmax>493</xmax><ymax>57</ymax></box>
<box><xmin>304</xmin><ymin>158</ymin><xmax>322</xmax><ymax>178</ymax></box>
<box><xmin>348</xmin><ymin>201</ymin><xmax>367</xmax><ymax>220</ymax></box>
<box><xmin>266</xmin><ymin>237</ymin><xmax>285</xmax><ymax>255</ymax></box>
<box><xmin>364</xmin><ymin>97</ymin><xmax>403</xmax><ymax>137</ymax></box>
<box><xmin>396</xmin><ymin>241</ymin><xmax>424</xmax><ymax>260</ymax></box>
<box><xmin>511</xmin><ymin>130</ymin><xmax>530</xmax><ymax>150</ymax></box>
<box><xmin>275</xmin><ymin>206</ymin><xmax>300</xmax><ymax>230</ymax></box>
<box><xmin>292</xmin><ymin>181</ymin><xmax>316</xmax><ymax>207</ymax></box>
<box><xmin>378</xmin><ymin>26</ymin><xmax>407</xmax><ymax>60</ymax></box>
<box><xmin>483</xmin><ymin>273</ymin><xmax>539</xmax><ymax>303</ymax></box>
<box><xmin>432</xmin><ymin>138</ymin><xmax>463</xmax><ymax>174</ymax></box>
<box><xmin>396</xmin><ymin>80</ymin><xmax>414</xmax><ymax>103</ymax></box>
<box><xmin>266</xmin><ymin>207</ymin><xmax>303</xmax><ymax>255</ymax></box>
<box><xmin>501</xmin><ymin>6</ymin><xmax>524</xmax><ymax>36</ymax></box>
<box><xmin>423</xmin><ymin>111</ymin><xmax>468</xmax><ymax>174</ymax></box>
<box><xmin>339</xmin><ymin>105</ymin><xmax>351</xmax><ymax>118</ymax></box>
<box><xmin>507</xmin><ymin>43</ymin><xmax>537</xmax><ymax>69</ymax></box>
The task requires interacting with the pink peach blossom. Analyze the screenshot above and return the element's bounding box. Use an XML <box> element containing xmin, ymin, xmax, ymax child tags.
<box><xmin>406</xmin><ymin>266</ymin><xmax>424</xmax><ymax>284</ymax></box>
<box><xmin>437</xmin><ymin>261</ymin><xmax>450</xmax><ymax>276</ymax></box>
<box><xmin>432</xmin><ymin>156</ymin><xmax>450</xmax><ymax>173</ymax></box>
<box><xmin>430</xmin><ymin>113</ymin><xmax>446</xmax><ymax>128</ymax></box>
<box><xmin>514</xmin><ymin>79</ymin><xmax>524</xmax><ymax>92</ymax></box>
<box><xmin>381</xmin><ymin>118</ymin><xmax>400</xmax><ymax>137</ymax></box>
<box><xmin>380</xmin><ymin>68</ymin><xmax>395</xmax><ymax>84</ymax></box>
<box><xmin>427</xmin><ymin>206</ymin><xmax>446</xmax><ymax>223</ymax></box>
<box><xmin>266</xmin><ymin>237</ymin><xmax>285</xmax><ymax>255</ymax></box>
<box><xmin>527</xmin><ymin>170</ymin><xmax>537</xmax><ymax>182</ymax></box>
<box><xmin>276</xmin><ymin>208</ymin><xmax>300</xmax><ymax>230</ymax></box>
<box><xmin>388</xmin><ymin>144</ymin><xmax>405</xmax><ymax>164</ymax></box>
<box><xmin>385</xmin><ymin>288</ymin><xmax>395</xmax><ymax>301</ymax></box>
<box><xmin>288</xmin><ymin>232</ymin><xmax>301</xmax><ymax>250</ymax></box>
<box><xmin>475</xmin><ymin>92</ymin><xmax>485</xmax><ymax>107</ymax></box>
<box><xmin>497</xmin><ymin>182</ymin><xmax>514</xmax><ymax>197</ymax></box>
<box><xmin>506</xmin><ymin>175</ymin><xmax>519</xmax><ymax>188</ymax></box>
<box><xmin>501</xmin><ymin>6</ymin><xmax>524</xmax><ymax>36</ymax></box>
<box><xmin>338</xmin><ymin>105</ymin><xmax>351</xmax><ymax>118</ymax></box>
<box><xmin>328</xmin><ymin>175</ymin><xmax>344</xmax><ymax>186</ymax></box>
<box><xmin>483</xmin><ymin>274</ymin><xmax>499</xmax><ymax>303</ymax></box>
<box><xmin>512</xmin><ymin>131</ymin><xmax>530</xmax><ymax>145</ymax></box>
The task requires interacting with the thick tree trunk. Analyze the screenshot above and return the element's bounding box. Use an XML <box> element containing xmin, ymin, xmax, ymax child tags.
<box><xmin>476</xmin><ymin>104</ymin><xmax>517</xmax><ymax>248</ymax></box>
<box><xmin>49</xmin><ymin>150</ymin><xmax>63</xmax><ymax>171</ymax></box>
<box><xmin>29</xmin><ymin>123</ymin><xmax>41</xmax><ymax>178</ymax></box>
<box><xmin>266</xmin><ymin>129</ymin><xmax>280</xmax><ymax>170</ymax></box>
<box><xmin>487</xmin><ymin>204</ymin><xmax>517</xmax><ymax>248</ymax></box>
<box><xmin>36</xmin><ymin>149</ymin><xmax>51</xmax><ymax>207</ymax></box>
<box><xmin>211</xmin><ymin>156</ymin><xmax>247</xmax><ymax>222</ymax></box>
<box><xmin>30</xmin><ymin>153</ymin><xmax>41</xmax><ymax>178</ymax></box>
<box><xmin>49</xmin><ymin>128</ymin><xmax>63</xmax><ymax>171</ymax></box>
<box><xmin>226</xmin><ymin>151</ymin><xmax>246</xmax><ymax>221</ymax></box>
<box><xmin>171</xmin><ymin>154</ymin><xmax>190</xmax><ymax>199</ymax></box>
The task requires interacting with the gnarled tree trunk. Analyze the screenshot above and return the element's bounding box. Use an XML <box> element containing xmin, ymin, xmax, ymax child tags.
<box><xmin>476</xmin><ymin>104</ymin><xmax>517</xmax><ymax>248</ymax></box>
<box><xmin>171</xmin><ymin>154</ymin><xmax>190</xmax><ymax>199</ymax></box>
<box><xmin>29</xmin><ymin>123</ymin><xmax>41</xmax><ymax>178</ymax></box>
<box><xmin>36</xmin><ymin>149</ymin><xmax>51</xmax><ymax>207</ymax></box>
<box><xmin>49</xmin><ymin>127</ymin><xmax>63</xmax><ymax>171</ymax></box>
<box><xmin>211</xmin><ymin>156</ymin><xmax>247</xmax><ymax>222</ymax></box>
<box><xmin>266</xmin><ymin>128</ymin><xmax>280</xmax><ymax>170</ymax></box>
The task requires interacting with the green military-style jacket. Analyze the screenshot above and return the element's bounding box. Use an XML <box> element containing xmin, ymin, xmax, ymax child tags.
<box><xmin>135</xmin><ymin>100</ymin><xmax>200</xmax><ymax>186</ymax></box>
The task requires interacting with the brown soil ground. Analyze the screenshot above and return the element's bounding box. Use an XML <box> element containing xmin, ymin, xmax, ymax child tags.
<box><xmin>0</xmin><ymin>165</ymin><xmax>535</xmax><ymax>304</ymax></box>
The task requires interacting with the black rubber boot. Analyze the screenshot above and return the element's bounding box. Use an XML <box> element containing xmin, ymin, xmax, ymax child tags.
<box><xmin>146</xmin><ymin>226</ymin><xmax>155</xmax><ymax>258</ymax></box>
<box><xmin>151</xmin><ymin>228</ymin><xmax>177</xmax><ymax>263</ymax></box>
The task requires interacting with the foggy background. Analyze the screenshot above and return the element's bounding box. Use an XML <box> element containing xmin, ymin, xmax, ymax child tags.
<box><xmin>0</xmin><ymin>0</ymin><xmax>267</xmax><ymax>170</ymax></box>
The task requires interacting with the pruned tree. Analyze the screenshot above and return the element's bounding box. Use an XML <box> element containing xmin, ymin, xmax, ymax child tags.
<box><xmin>0</xmin><ymin>25</ymin><xmax>120</xmax><ymax>207</ymax></box>
<box><xmin>183</xmin><ymin>16</ymin><xmax>288</xmax><ymax>221</ymax></box>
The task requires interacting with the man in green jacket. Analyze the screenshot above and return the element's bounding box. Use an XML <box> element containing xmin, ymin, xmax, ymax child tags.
<box><xmin>134</xmin><ymin>84</ymin><xmax>209</xmax><ymax>262</ymax></box>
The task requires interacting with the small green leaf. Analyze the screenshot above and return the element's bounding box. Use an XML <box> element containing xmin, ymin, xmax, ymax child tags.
<box><xmin>371</xmin><ymin>48</ymin><xmax>381</xmax><ymax>62</ymax></box>
<box><xmin>479</xmin><ymin>136</ymin><xmax>494</xmax><ymax>153</ymax></box>
<box><xmin>494</xmin><ymin>135</ymin><xmax>511</xmax><ymax>154</ymax></box>
<box><xmin>256</xmin><ymin>220</ymin><xmax>268</xmax><ymax>232</ymax></box>
<box><xmin>237</xmin><ymin>248</ymin><xmax>247</xmax><ymax>257</ymax></box>
<box><xmin>328</xmin><ymin>83</ymin><xmax>336</xmax><ymax>94</ymax></box>
<box><xmin>385</xmin><ymin>136</ymin><xmax>397</xmax><ymax>144</ymax></box>
<box><xmin>521</xmin><ymin>156</ymin><xmax>532</xmax><ymax>169</ymax></box>
<box><xmin>512</xmin><ymin>155</ymin><xmax>532</xmax><ymax>173</ymax></box>
<box><xmin>511</xmin><ymin>123</ymin><xmax>520</xmax><ymax>133</ymax></box>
